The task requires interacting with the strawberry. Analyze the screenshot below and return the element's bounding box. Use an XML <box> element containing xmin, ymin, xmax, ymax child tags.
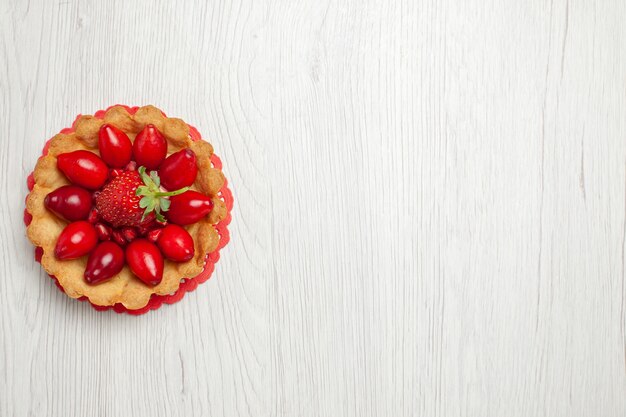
<box><xmin>95</xmin><ymin>170</ymin><xmax>145</xmax><ymax>227</ymax></box>
<box><xmin>95</xmin><ymin>167</ymin><xmax>188</xmax><ymax>228</ymax></box>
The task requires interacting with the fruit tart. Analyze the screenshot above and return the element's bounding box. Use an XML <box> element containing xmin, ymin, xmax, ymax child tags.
<box><xmin>24</xmin><ymin>105</ymin><xmax>232</xmax><ymax>313</ymax></box>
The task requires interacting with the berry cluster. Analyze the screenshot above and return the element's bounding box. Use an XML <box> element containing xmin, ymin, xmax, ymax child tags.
<box><xmin>45</xmin><ymin>123</ymin><xmax>214</xmax><ymax>286</ymax></box>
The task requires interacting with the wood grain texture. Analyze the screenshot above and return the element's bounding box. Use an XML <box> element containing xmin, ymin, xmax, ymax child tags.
<box><xmin>1</xmin><ymin>0</ymin><xmax>625</xmax><ymax>415</ymax></box>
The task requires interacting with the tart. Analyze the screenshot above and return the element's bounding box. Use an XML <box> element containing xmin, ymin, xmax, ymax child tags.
<box><xmin>24</xmin><ymin>105</ymin><xmax>232</xmax><ymax>313</ymax></box>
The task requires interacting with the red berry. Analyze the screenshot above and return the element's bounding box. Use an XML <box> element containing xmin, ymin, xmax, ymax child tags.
<box><xmin>44</xmin><ymin>185</ymin><xmax>92</xmax><ymax>221</ymax></box>
<box><xmin>133</xmin><ymin>124</ymin><xmax>167</xmax><ymax>169</ymax></box>
<box><xmin>125</xmin><ymin>239</ymin><xmax>164</xmax><ymax>286</ymax></box>
<box><xmin>98</xmin><ymin>124</ymin><xmax>132</xmax><ymax>168</ymax></box>
<box><xmin>84</xmin><ymin>241</ymin><xmax>125</xmax><ymax>285</ymax></box>
<box><xmin>95</xmin><ymin>171</ymin><xmax>148</xmax><ymax>228</ymax></box>
<box><xmin>159</xmin><ymin>149</ymin><xmax>198</xmax><ymax>190</ymax></box>
<box><xmin>166</xmin><ymin>191</ymin><xmax>213</xmax><ymax>225</ymax></box>
<box><xmin>147</xmin><ymin>228</ymin><xmax>163</xmax><ymax>243</ymax></box>
<box><xmin>112</xmin><ymin>230</ymin><xmax>127</xmax><ymax>247</ymax></box>
<box><xmin>87</xmin><ymin>208</ymin><xmax>100</xmax><ymax>224</ymax></box>
<box><xmin>57</xmin><ymin>150</ymin><xmax>108</xmax><ymax>190</ymax></box>
<box><xmin>157</xmin><ymin>224</ymin><xmax>195</xmax><ymax>262</ymax></box>
<box><xmin>94</xmin><ymin>223</ymin><xmax>111</xmax><ymax>241</ymax></box>
<box><xmin>96</xmin><ymin>166</ymin><xmax>185</xmax><ymax>230</ymax></box>
<box><xmin>122</xmin><ymin>227</ymin><xmax>137</xmax><ymax>242</ymax></box>
<box><xmin>54</xmin><ymin>221</ymin><xmax>98</xmax><ymax>260</ymax></box>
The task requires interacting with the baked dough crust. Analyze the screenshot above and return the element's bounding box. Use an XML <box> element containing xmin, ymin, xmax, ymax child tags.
<box><xmin>26</xmin><ymin>105</ymin><xmax>227</xmax><ymax>309</ymax></box>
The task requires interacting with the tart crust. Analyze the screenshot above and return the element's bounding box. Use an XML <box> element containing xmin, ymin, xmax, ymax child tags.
<box><xmin>26</xmin><ymin>105</ymin><xmax>228</xmax><ymax>309</ymax></box>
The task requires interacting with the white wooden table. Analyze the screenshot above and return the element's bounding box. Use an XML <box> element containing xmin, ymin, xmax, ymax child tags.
<box><xmin>1</xmin><ymin>1</ymin><xmax>625</xmax><ymax>415</ymax></box>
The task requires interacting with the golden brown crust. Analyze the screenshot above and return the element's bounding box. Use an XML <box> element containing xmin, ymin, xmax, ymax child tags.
<box><xmin>74</xmin><ymin>116</ymin><xmax>104</xmax><ymax>148</ymax></box>
<box><xmin>26</xmin><ymin>105</ymin><xmax>227</xmax><ymax>310</ymax></box>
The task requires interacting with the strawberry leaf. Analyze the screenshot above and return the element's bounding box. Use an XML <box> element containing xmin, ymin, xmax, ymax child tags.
<box><xmin>139</xmin><ymin>196</ymin><xmax>151</xmax><ymax>209</ymax></box>
<box><xmin>135</xmin><ymin>166</ymin><xmax>190</xmax><ymax>221</ymax></box>
<box><xmin>150</xmin><ymin>170</ymin><xmax>160</xmax><ymax>188</ymax></box>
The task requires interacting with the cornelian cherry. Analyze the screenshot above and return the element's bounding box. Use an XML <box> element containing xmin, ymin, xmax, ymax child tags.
<box><xmin>125</xmin><ymin>239</ymin><xmax>164</xmax><ymax>286</ymax></box>
<box><xmin>84</xmin><ymin>241</ymin><xmax>125</xmax><ymax>285</ymax></box>
<box><xmin>166</xmin><ymin>191</ymin><xmax>213</xmax><ymax>225</ymax></box>
<box><xmin>57</xmin><ymin>150</ymin><xmax>108</xmax><ymax>190</ymax></box>
<box><xmin>44</xmin><ymin>185</ymin><xmax>92</xmax><ymax>221</ymax></box>
<box><xmin>159</xmin><ymin>149</ymin><xmax>198</xmax><ymax>190</ymax></box>
<box><xmin>98</xmin><ymin>124</ymin><xmax>132</xmax><ymax>168</ymax></box>
<box><xmin>133</xmin><ymin>124</ymin><xmax>167</xmax><ymax>169</ymax></box>
<box><xmin>157</xmin><ymin>225</ymin><xmax>195</xmax><ymax>262</ymax></box>
<box><xmin>54</xmin><ymin>221</ymin><xmax>98</xmax><ymax>260</ymax></box>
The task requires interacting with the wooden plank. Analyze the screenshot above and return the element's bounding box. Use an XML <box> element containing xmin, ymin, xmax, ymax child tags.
<box><xmin>0</xmin><ymin>0</ymin><xmax>625</xmax><ymax>415</ymax></box>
